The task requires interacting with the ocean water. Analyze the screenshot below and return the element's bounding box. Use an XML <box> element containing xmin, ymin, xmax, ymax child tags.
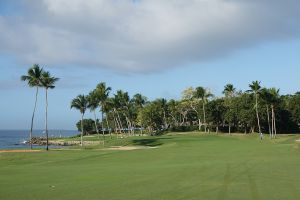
<box><xmin>0</xmin><ymin>130</ymin><xmax>79</xmax><ymax>149</ymax></box>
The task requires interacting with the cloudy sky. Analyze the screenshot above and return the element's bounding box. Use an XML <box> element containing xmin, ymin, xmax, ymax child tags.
<box><xmin>1</xmin><ymin>0</ymin><xmax>300</xmax><ymax>130</ymax></box>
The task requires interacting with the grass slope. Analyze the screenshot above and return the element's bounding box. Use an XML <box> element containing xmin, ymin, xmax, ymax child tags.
<box><xmin>1</xmin><ymin>133</ymin><xmax>300</xmax><ymax>200</ymax></box>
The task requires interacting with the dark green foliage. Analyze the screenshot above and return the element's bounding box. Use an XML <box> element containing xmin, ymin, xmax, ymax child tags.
<box><xmin>76</xmin><ymin>119</ymin><xmax>100</xmax><ymax>134</ymax></box>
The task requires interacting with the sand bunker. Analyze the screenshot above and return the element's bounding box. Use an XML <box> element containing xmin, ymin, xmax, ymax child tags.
<box><xmin>105</xmin><ymin>146</ymin><xmax>157</xmax><ymax>151</ymax></box>
<box><xmin>0</xmin><ymin>149</ymin><xmax>42</xmax><ymax>153</ymax></box>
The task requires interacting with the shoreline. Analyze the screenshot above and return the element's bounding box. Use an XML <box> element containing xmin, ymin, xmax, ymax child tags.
<box><xmin>30</xmin><ymin>137</ymin><xmax>101</xmax><ymax>146</ymax></box>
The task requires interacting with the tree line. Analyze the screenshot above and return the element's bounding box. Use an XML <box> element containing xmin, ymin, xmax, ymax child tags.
<box><xmin>71</xmin><ymin>81</ymin><xmax>300</xmax><ymax>143</ymax></box>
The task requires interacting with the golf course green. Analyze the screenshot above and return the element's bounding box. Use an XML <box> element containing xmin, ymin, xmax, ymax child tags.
<box><xmin>1</xmin><ymin>133</ymin><xmax>300</xmax><ymax>200</ymax></box>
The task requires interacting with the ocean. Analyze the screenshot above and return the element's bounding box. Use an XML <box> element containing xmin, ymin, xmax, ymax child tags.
<box><xmin>0</xmin><ymin>130</ymin><xmax>79</xmax><ymax>149</ymax></box>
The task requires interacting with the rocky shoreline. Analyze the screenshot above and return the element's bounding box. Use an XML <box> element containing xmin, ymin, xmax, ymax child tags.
<box><xmin>30</xmin><ymin>137</ymin><xmax>100</xmax><ymax>146</ymax></box>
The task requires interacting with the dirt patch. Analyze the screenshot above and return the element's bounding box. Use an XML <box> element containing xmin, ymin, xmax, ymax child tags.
<box><xmin>104</xmin><ymin>146</ymin><xmax>157</xmax><ymax>151</ymax></box>
<box><xmin>0</xmin><ymin>150</ymin><xmax>42</xmax><ymax>153</ymax></box>
<box><xmin>295</xmin><ymin>139</ymin><xmax>300</xmax><ymax>142</ymax></box>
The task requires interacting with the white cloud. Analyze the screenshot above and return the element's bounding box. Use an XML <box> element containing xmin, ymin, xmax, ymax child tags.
<box><xmin>0</xmin><ymin>0</ymin><xmax>300</xmax><ymax>72</ymax></box>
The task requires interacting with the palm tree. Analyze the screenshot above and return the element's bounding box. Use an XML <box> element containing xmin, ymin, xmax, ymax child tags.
<box><xmin>102</xmin><ymin>98</ymin><xmax>114</xmax><ymax>138</ymax></box>
<box><xmin>94</xmin><ymin>82</ymin><xmax>111</xmax><ymax>139</ymax></box>
<box><xmin>20</xmin><ymin>64</ymin><xmax>43</xmax><ymax>149</ymax></box>
<box><xmin>248</xmin><ymin>81</ymin><xmax>262</xmax><ymax>136</ymax></box>
<box><xmin>40</xmin><ymin>71</ymin><xmax>59</xmax><ymax>151</ymax></box>
<box><xmin>260</xmin><ymin>88</ymin><xmax>272</xmax><ymax>138</ymax></box>
<box><xmin>87</xmin><ymin>91</ymin><xmax>100</xmax><ymax>139</ymax></box>
<box><xmin>132</xmin><ymin>93</ymin><xmax>147</xmax><ymax>109</ymax></box>
<box><xmin>194</xmin><ymin>87</ymin><xmax>213</xmax><ymax>132</ymax></box>
<box><xmin>156</xmin><ymin>98</ymin><xmax>168</xmax><ymax>130</ymax></box>
<box><xmin>268</xmin><ymin>88</ymin><xmax>280</xmax><ymax>139</ymax></box>
<box><xmin>223</xmin><ymin>84</ymin><xmax>236</xmax><ymax>134</ymax></box>
<box><xmin>71</xmin><ymin>95</ymin><xmax>88</xmax><ymax>146</ymax></box>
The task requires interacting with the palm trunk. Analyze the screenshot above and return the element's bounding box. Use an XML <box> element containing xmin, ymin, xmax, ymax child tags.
<box><xmin>163</xmin><ymin>111</ymin><xmax>167</xmax><ymax>130</ymax></box>
<box><xmin>124</xmin><ymin>115</ymin><xmax>131</xmax><ymax>136</ymax></box>
<box><xmin>229</xmin><ymin>124</ymin><xmax>231</xmax><ymax>135</ymax></box>
<box><xmin>105</xmin><ymin>114</ymin><xmax>112</xmax><ymax>139</ymax></box>
<box><xmin>272</xmin><ymin>105</ymin><xmax>277</xmax><ymax>138</ymax></box>
<box><xmin>29</xmin><ymin>87</ymin><xmax>39</xmax><ymax>149</ymax></box>
<box><xmin>271</xmin><ymin>106</ymin><xmax>274</xmax><ymax>138</ymax></box>
<box><xmin>267</xmin><ymin>105</ymin><xmax>271</xmax><ymax>138</ymax></box>
<box><xmin>101</xmin><ymin>110</ymin><xmax>105</xmax><ymax>141</ymax></box>
<box><xmin>45</xmin><ymin>88</ymin><xmax>49</xmax><ymax>151</ymax></box>
<box><xmin>93</xmin><ymin>110</ymin><xmax>100</xmax><ymax>142</ymax></box>
<box><xmin>112</xmin><ymin>111</ymin><xmax>119</xmax><ymax>136</ymax></box>
<box><xmin>116</xmin><ymin>111</ymin><xmax>124</xmax><ymax>134</ymax></box>
<box><xmin>255</xmin><ymin>94</ymin><xmax>262</xmax><ymax>134</ymax></box>
<box><xmin>93</xmin><ymin>110</ymin><xmax>99</xmax><ymax>134</ymax></box>
<box><xmin>80</xmin><ymin>113</ymin><xmax>84</xmax><ymax>146</ymax></box>
<box><xmin>274</xmin><ymin>115</ymin><xmax>277</xmax><ymax>138</ymax></box>
<box><xmin>202</xmin><ymin>100</ymin><xmax>206</xmax><ymax>132</ymax></box>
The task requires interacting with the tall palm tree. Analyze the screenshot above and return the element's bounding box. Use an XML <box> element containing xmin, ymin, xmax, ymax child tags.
<box><xmin>20</xmin><ymin>64</ymin><xmax>43</xmax><ymax>149</ymax></box>
<box><xmin>194</xmin><ymin>87</ymin><xmax>213</xmax><ymax>132</ymax></box>
<box><xmin>94</xmin><ymin>82</ymin><xmax>111</xmax><ymax>139</ymax></box>
<box><xmin>102</xmin><ymin>98</ymin><xmax>114</xmax><ymax>138</ymax></box>
<box><xmin>71</xmin><ymin>95</ymin><xmax>88</xmax><ymax>146</ymax></box>
<box><xmin>268</xmin><ymin>88</ymin><xmax>280</xmax><ymax>139</ymax></box>
<box><xmin>260</xmin><ymin>88</ymin><xmax>272</xmax><ymax>138</ymax></box>
<box><xmin>248</xmin><ymin>81</ymin><xmax>262</xmax><ymax>136</ymax></box>
<box><xmin>87</xmin><ymin>91</ymin><xmax>100</xmax><ymax>139</ymax></box>
<box><xmin>40</xmin><ymin>71</ymin><xmax>59</xmax><ymax>151</ymax></box>
<box><xmin>223</xmin><ymin>84</ymin><xmax>236</xmax><ymax>134</ymax></box>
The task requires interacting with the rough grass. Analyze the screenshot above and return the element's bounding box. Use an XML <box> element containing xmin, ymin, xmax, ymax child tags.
<box><xmin>1</xmin><ymin>133</ymin><xmax>300</xmax><ymax>200</ymax></box>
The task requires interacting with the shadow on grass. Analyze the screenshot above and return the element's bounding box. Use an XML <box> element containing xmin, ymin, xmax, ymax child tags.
<box><xmin>132</xmin><ymin>137</ymin><xmax>172</xmax><ymax>147</ymax></box>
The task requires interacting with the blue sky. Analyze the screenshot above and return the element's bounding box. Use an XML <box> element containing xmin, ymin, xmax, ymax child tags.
<box><xmin>1</xmin><ymin>0</ymin><xmax>300</xmax><ymax>130</ymax></box>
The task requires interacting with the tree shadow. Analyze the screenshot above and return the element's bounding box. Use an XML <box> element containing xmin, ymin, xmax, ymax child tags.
<box><xmin>131</xmin><ymin>137</ymin><xmax>169</xmax><ymax>147</ymax></box>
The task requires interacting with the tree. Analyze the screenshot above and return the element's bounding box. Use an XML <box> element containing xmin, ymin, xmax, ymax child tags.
<box><xmin>132</xmin><ymin>93</ymin><xmax>147</xmax><ymax>109</ymax></box>
<box><xmin>137</xmin><ymin>101</ymin><xmax>163</xmax><ymax>135</ymax></box>
<box><xmin>167</xmin><ymin>99</ymin><xmax>180</xmax><ymax>128</ymax></box>
<box><xmin>265</xmin><ymin>88</ymin><xmax>280</xmax><ymax>138</ymax></box>
<box><xmin>76</xmin><ymin>119</ymin><xmax>97</xmax><ymax>134</ymax></box>
<box><xmin>87</xmin><ymin>91</ymin><xmax>100</xmax><ymax>139</ymax></box>
<box><xmin>131</xmin><ymin>93</ymin><xmax>148</xmax><ymax>134</ymax></box>
<box><xmin>194</xmin><ymin>87</ymin><xmax>213</xmax><ymax>132</ymax></box>
<box><xmin>248</xmin><ymin>81</ymin><xmax>262</xmax><ymax>137</ymax></box>
<box><xmin>223</xmin><ymin>84</ymin><xmax>236</xmax><ymax>134</ymax></box>
<box><xmin>94</xmin><ymin>82</ymin><xmax>111</xmax><ymax>139</ymax></box>
<box><xmin>206</xmin><ymin>98</ymin><xmax>226</xmax><ymax>133</ymax></box>
<box><xmin>182</xmin><ymin>87</ymin><xmax>201</xmax><ymax>130</ymax></box>
<box><xmin>235</xmin><ymin>93</ymin><xmax>256</xmax><ymax>134</ymax></box>
<box><xmin>20</xmin><ymin>64</ymin><xmax>43</xmax><ymax>149</ymax></box>
<box><xmin>156</xmin><ymin>98</ymin><xmax>168</xmax><ymax>130</ymax></box>
<box><xmin>40</xmin><ymin>71</ymin><xmax>59</xmax><ymax>151</ymax></box>
<box><xmin>288</xmin><ymin>92</ymin><xmax>300</xmax><ymax>127</ymax></box>
<box><xmin>71</xmin><ymin>95</ymin><xmax>88</xmax><ymax>146</ymax></box>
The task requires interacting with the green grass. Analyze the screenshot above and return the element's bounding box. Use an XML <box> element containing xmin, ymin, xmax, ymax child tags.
<box><xmin>1</xmin><ymin>133</ymin><xmax>300</xmax><ymax>200</ymax></box>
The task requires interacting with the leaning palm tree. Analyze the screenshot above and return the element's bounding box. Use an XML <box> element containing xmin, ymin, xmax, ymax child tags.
<box><xmin>40</xmin><ymin>71</ymin><xmax>59</xmax><ymax>151</ymax></box>
<box><xmin>194</xmin><ymin>87</ymin><xmax>213</xmax><ymax>132</ymax></box>
<box><xmin>223</xmin><ymin>84</ymin><xmax>236</xmax><ymax>134</ymax></box>
<box><xmin>71</xmin><ymin>95</ymin><xmax>88</xmax><ymax>146</ymax></box>
<box><xmin>20</xmin><ymin>64</ymin><xmax>43</xmax><ymax>149</ymax></box>
<box><xmin>248</xmin><ymin>81</ymin><xmax>262</xmax><ymax>136</ymax></box>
